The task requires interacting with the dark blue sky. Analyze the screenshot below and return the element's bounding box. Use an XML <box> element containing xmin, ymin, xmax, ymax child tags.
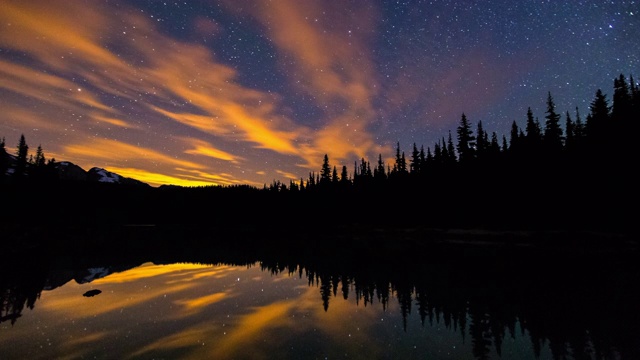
<box><xmin>1</xmin><ymin>0</ymin><xmax>637</xmax><ymax>186</ymax></box>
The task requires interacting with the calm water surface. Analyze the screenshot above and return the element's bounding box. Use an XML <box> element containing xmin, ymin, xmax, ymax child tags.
<box><xmin>2</xmin><ymin>261</ymin><xmax>550</xmax><ymax>360</ymax></box>
<box><xmin>1</xmin><ymin>227</ymin><xmax>638</xmax><ymax>360</ymax></box>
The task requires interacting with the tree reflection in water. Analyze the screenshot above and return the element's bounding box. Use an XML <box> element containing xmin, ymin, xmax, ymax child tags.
<box><xmin>1</xmin><ymin>227</ymin><xmax>638</xmax><ymax>360</ymax></box>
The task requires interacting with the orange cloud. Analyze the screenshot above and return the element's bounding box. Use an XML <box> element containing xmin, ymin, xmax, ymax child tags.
<box><xmin>0</xmin><ymin>0</ymin><xmax>330</xmax><ymax>186</ymax></box>
<box><xmin>0</xmin><ymin>2</ymin><xmax>120</xmax><ymax>69</ymax></box>
<box><xmin>275</xmin><ymin>170</ymin><xmax>300</xmax><ymax>181</ymax></box>
<box><xmin>183</xmin><ymin>139</ymin><xmax>240</xmax><ymax>163</ymax></box>
<box><xmin>93</xmin><ymin>263</ymin><xmax>217</xmax><ymax>284</ymax></box>
<box><xmin>173</xmin><ymin>292</ymin><xmax>229</xmax><ymax>317</ymax></box>
<box><xmin>224</xmin><ymin>0</ymin><xmax>382</xmax><ymax>163</ymax></box>
<box><xmin>92</xmin><ymin>115</ymin><xmax>133</xmax><ymax>129</ymax></box>
<box><xmin>62</xmin><ymin>139</ymin><xmax>204</xmax><ymax>169</ymax></box>
<box><xmin>170</xmin><ymin>168</ymin><xmax>252</xmax><ymax>187</ymax></box>
<box><xmin>208</xmin><ymin>301</ymin><xmax>294</xmax><ymax>359</ymax></box>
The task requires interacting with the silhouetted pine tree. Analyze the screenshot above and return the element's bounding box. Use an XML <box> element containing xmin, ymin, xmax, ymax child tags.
<box><xmin>320</xmin><ymin>154</ymin><xmax>331</xmax><ymax>185</ymax></box>
<box><xmin>30</xmin><ymin>144</ymin><xmax>55</xmax><ymax>181</ymax></box>
<box><xmin>374</xmin><ymin>154</ymin><xmax>386</xmax><ymax>180</ymax></box>
<box><xmin>446</xmin><ymin>131</ymin><xmax>457</xmax><ymax>164</ymax></box>
<box><xmin>419</xmin><ymin>145</ymin><xmax>426</xmax><ymax>171</ymax></box>
<box><xmin>564</xmin><ymin>110</ymin><xmax>576</xmax><ymax>151</ymax></box>
<box><xmin>456</xmin><ymin>113</ymin><xmax>475</xmax><ymax>163</ymax></box>
<box><xmin>340</xmin><ymin>165</ymin><xmax>349</xmax><ymax>184</ymax></box>
<box><xmin>574</xmin><ymin>107</ymin><xmax>586</xmax><ymax>149</ymax></box>
<box><xmin>612</xmin><ymin>74</ymin><xmax>632</xmax><ymax>125</ymax></box>
<box><xmin>393</xmin><ymin>141</ymin><xmax>407</xmax><ymax>176</ymax></box>
<box><xmin>34</xmin><ymin>145</ymin><xmax>45</xmax><ymax>167</ymax></box>
<box><xmin>425</xmin><ymin>146</ymin><xmax>433</xmax><ymax>166</ymax></box>
<box><xmin>508</xmin><ymin>120</ymin><xmax>522</xmax><ymax>159</ymax></box>
<box><xmin>475</xmin><ymin>121</ymin><xmax>487</xmax><ymax>160</ymax></box>
<box><xmin>410</xmin><ymin>143</ymin><xmax>420</xmax><ymax>174</ymax></box>
<box><xmin>488</xmin><ymin>132</ymin><xmax>501</xmax><ymax>161</ymax></box>
<box><xmin>524</xmin><ymin>107</ymin><xmax>542</xmax><ymax>156</ymax></box>
<box><xmin>308</xmin><ymin>171</ymin><xmax>316</xmax><ymax>187</ymax></box>
<box><xmin>612</xmin><ymin>74</ymin><xmax>635</xmax><ymax>163</ymax></box>
<box><xmin>586</xmin><ymin>89</ymin><xmax>611</xmax><ymax>148</ymax></box>
<box><xmin>543</xmin><ymin>92</ymin><xmax>563</xmax><ymax>155</ymax></box>
<box><xmin>0</xmin><ymin>137</ymin><xmax>7</xmax><ymax>180</ymax></box>
<box><xmin>433</xmin><ymin>142</ymin><xmax>442</xmax><ymax>164</ymax></box>
<box><xmin>14</xmin><ymin>134</ymin><xmax>28</xmax><ymax>179</ymax></box>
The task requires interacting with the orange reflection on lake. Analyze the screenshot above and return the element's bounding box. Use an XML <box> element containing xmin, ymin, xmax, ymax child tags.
<box><xmin>1</xmin><ymin>261</ymin><xmax>547</xmax><ymax>360</ymax></box>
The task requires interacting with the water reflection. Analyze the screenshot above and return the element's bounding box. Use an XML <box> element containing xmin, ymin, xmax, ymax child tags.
<box><xmin>1</xmin><ymin>230</ymin><xmax>639</xmax><ymax>359</ymax></box>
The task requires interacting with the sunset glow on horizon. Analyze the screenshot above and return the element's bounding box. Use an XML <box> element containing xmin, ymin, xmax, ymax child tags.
<box><xmin>1</xmin><ymin>0</ymin><xmax>637</xmax><ymax>187</ymax></box>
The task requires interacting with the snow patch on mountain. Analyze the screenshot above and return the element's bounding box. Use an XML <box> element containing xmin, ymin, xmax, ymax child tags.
<box><xmin>89</xmin><ymin>167</ymin><xmax>122</xmax><ymax>183</ymax></box>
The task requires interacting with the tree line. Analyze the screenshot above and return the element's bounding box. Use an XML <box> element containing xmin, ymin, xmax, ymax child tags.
<box><xmin>0</xmin><ymin>134</ymin><xmax>57</xmax><ymax>182</ymax></box>
<box><xmin>1</xmin><ymin>73</ymin><xmax>636</xmax><ymax>232</ymax></box>
<box><xmin>266</xmin><ymin>73</ymin><xmax>638</xmax><ymax>193</ymax></box>
<box><xmin>2</xmin><ymin>73</ymin><xmax>637</xmax><ymax>189</ymax></box>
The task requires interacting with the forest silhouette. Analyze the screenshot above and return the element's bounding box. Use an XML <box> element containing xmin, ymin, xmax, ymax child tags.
<box><xmin>1</xmin><ymin>73</ymin><xmax>637</xmax><ymax>234</ymax></box>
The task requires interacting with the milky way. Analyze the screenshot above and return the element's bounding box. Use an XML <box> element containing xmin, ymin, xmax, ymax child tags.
<box><xmin>1</xmin><ymin>0</ymin><xmax>637</xmax><ymax>187</ymax></box>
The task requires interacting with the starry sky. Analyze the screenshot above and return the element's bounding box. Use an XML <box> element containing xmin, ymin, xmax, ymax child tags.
<box><xmin>1</xmin><ymin>1</ymin><xmax>638</xmax><ymax>187</ymax></box>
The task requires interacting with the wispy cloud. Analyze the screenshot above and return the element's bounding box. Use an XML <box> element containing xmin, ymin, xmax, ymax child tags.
<box><xmin>226</xmin><ymin>0</ymin><xmax>387</xmax><ymax>166</ymax></box>
<box><xmin>0</xmin><ymin>0</ymin><xmax>330</xmax><ymax>186</ymax></box>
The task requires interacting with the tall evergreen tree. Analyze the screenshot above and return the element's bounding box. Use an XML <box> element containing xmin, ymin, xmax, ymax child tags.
<box><xmin>543</xmin><ymin>92</ymin><xmax>563</xmax><ymax>153</ymax></box>
<box><xmin>308</xmin><ymin>171</ymin><xmax>316</xmax><ymax>187</ymax></box>
<box><xmin>525</xmin><ymin>107</ymin><xmax>542</xmax><ymax>148</ymax></box>
<box><xmin>393</xmin><ymin>142</ymin><xmax>407</xmax><ymax>174</ymax></box>
<box><xmin>374</xmin><ymin>154</ymin><xmax>386</xmax><ymax>180</ymax></box>
<box><xmin>34</xmin><ymin>144</ymin><xmax>46</xmax><ymax>167</ymax></box>
<box><xmin>489</xmin><ymin>132</ymin><xmax>500</xmax><ymax>159</ymax></box>
<box><xmin>434</xmin><ymin>141</ymin><xmax>442</xmax><ymax>164</ymax></box>
<box><xmin>612</xmin><ymin>74</ymin><xmax>632</xmax><ymax>125</ymax></box>
<box><xmin>320</xmin><ymin>154</ymin><xmax>331</xmax><ymax>184</ymax></box>
<box><xmin>426</xmin><ymin>147</ymin><xmax>433</xmax><ymax>165</ymax></box>
<box><xmin>0</xmin><ymin>137</ymin><xmax>7</xmax><ymax>179</ymax></box>
<box><xmin>612</xmin><ymin>74</ymin><xmax>634</xmax><ymax>160</ymax></box>
<box><xmin>410</xmin><ymin>143</ymin><xmax>420</xmax><ymax>174</ymax></box>
<box><xmin>565</xmin><ymin>111</ymin><xmax>575</xmax><ymax>150</ymax></box>
<box><xmin>446</xmin><ymin>131</ymin><xmax>457</xmax><ymax>164</ymax></box>
<box><xmin>475</xmin><ymin>121</ymin><xmax>488</xmax><ymax>159</ymax></box>
<box><xmin>586</xmin><ymin>89</ymin><xmax>610</xmax><ymax>142</ymax></box>
<box><xmin>14</xmin><ymin>134</ymin><xmax>29</xmax><ymax>178</ymax></box>
<box><xmin>340</xmin><ymin>165</ymin><xmax>349</xmax><ymax>184</ymax></box>
<box><xmin>574</xmin><ymin>106</ymin><xmax>585</xmax><ymax>143</ymax></box>
<box><xmin>628</xmin><ymin>75</ymin><xmax>640</xmax><ymax>148</ymax></box>
<box><xmin>456</xmin><ymin>113</ymin><xmax>475</xmax><ymax>163</ymax></box>
<box><xmin>509</xmin><ymin>121</ymin><xmax>520</xmax><ymax>151</ymax></box>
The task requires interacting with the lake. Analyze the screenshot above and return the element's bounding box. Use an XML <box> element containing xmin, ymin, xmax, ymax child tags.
<box><xmin>1</xmin><ymin>227</ymin><xmax>638</xmax><ymax>359</ymax></box>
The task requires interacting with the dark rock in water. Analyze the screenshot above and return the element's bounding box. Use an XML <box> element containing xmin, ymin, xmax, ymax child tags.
<box><xmin>83</xmin><ymin>289</ymin><xmax>102</xmax><ymax>297</ymax></box>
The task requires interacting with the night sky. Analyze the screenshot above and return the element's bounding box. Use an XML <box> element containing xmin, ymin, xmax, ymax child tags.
<box><xmin>1</xmin><ymin>1</ymin><xmax>638</xmax><ymax>187</ymax></box>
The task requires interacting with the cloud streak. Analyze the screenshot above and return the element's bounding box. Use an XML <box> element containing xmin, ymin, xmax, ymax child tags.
<box><xmin>224</xmin><ymin>0</ymin><xmax>387</xmax><ymax>167</ymax></box>
<box><xmin>0</xmin><ymin>0</ymin><xmax>333</xmax><ymax>186</ymax></box>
